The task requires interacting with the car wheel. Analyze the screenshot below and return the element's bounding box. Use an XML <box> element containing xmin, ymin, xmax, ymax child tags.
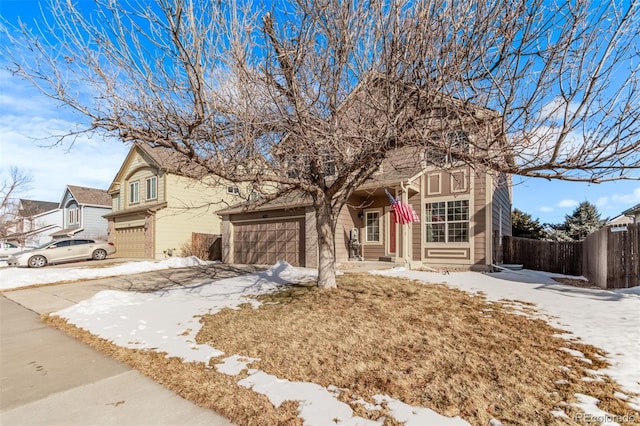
<box><xmin>92</xmin><ymin>249</ymin><xmax>108</xmax><ymax>260</ymax></box>
<box><xmin>28</xmin><ymin>255</ymin><xmax>47</xmax><ymax>268</ymax></box>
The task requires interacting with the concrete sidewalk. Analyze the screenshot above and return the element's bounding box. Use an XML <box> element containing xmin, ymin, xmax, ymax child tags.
<box><xmin>0</xmin><ymin>264</ymin><xmax>259</xmax><ymax>426</ymax></box>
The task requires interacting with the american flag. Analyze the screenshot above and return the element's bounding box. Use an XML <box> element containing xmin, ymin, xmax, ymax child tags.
<box><xmin>385</xmin><ymin>189</ymin><xmax>420</xmax><ymax>224</ymax></box>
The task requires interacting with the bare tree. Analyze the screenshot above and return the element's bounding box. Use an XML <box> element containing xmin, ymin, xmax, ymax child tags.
<box><xmin>2</xmin><ymin>0</ymin><xmax>638</xmax><ymax>287</ymax></box>
<box><xmin>0</xmin><ymin>168</ymin><xmax>32</xmax><ymax>239</ymax></box>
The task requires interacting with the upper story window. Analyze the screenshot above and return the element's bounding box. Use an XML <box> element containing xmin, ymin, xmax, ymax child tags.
<box><xmin>425</xmin><ymin>199</ymin><xmax>469</xmax><ymax>243</ymax></box>
<box><xmin>227</xmin><ymin>186</ymin><xmax>239</xmax><ymax>195</ymax></box>
<box><xmin>365</xmin><ymin>211</ymin><xmax>381</xmax><ymax>243</ymax></box>
<box><xmin>130</xmin><ymin>181</ymin><xmax>139</xmax><ymax>204</ymax></box>
<box><xmin>68</xmin><ymin>208</ymin><xmax>79</xmax><ymax>225</ymax></box>
<box><xmin>146</xmin><ymin>176</ymin><xmax>157</xmax><ymax>200</ymax></box>
<box><xmin>286</xmin><ymin>153</ymin><xmax>336</xmax><ymax>178</ymax></box>
<box><xmin>425</xmin><ymin>131</ymin><xmax>470</xmax><ymax>166</ymax></box>
<box><xmin>322</xmin><ymin>153</ymin><xmax>336</xmax><ymax>177</ymax></box>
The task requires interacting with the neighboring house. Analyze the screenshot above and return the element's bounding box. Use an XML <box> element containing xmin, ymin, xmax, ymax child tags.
<box><xmin>104</xmin><ymin>143</ymin><xmax>242</xmax><ymax>259</ymax></box>
<box><xmin>50</xmin><ymin>185</ymin><xmax>112</xmax><ymax>240</ymax></box>
<box><xmin>218</xmin><ymin>144</ymin><xmax>512</xmax><ymax>271</ymax></box>
<box><xmin>607</xmin><ymin>213</ymin><xmax>634</xmax><ymax>227</ymax></box>
<box><xmin>621</xmin><ymin>203</ymin><xmax>640</xmax><ymax>224</ymax></box>
<box><xmin>7</xmin><ymin>199</ymin><xmax>61</xmax><ymax>246</ymax></box>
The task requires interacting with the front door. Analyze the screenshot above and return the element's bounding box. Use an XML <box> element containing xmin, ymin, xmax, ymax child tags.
<box><xmin>388</xmin><ymin>210</ymin><xmax>396</xmax><ymax>255</ymax></box>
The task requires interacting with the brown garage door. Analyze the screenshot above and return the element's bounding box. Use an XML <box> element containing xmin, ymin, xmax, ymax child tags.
<box><xmin>114</xmin><ymin>226</ymin><xmax>146</xmax><ymax>258</ymax></box>
<box><xmin>233</xmin><ymin>218</ymin><xmax>305</xmax><ymax>266</ymax></box>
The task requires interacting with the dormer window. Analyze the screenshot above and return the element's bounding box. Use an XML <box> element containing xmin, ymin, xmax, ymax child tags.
<box><xmin>146</xmin><ymin>176</ymin><xmax>157</xmax><ymax>200</ymax></box>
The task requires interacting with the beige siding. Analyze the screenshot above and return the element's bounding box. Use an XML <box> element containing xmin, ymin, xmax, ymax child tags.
<box><xmin>154</xmin><ymin>175</ymin><xmax>236</xmax><ymax>259</ymax></box>
<box><xmin>473</xmin><ymin>171</ymin><xmax>487</xmax><ymax>266</ymax></box>
<box><xmin>410</xmin><ymin>192</ymin><xmax>422</xmax><ymax>261</ymax></box>
<box><xmin>360</xmin><ymin>198</ymin><xmax>389</xmax><ymax>261</ymax></box>
<box><xmin>380</xmin><ymin>145</ymin><xmax>424</xmax><ymax>172</ymax></box>
<box><xmin>492</xmin><ymin>172</ymin><xmax>512</xmax><ymax>237</ymax></box>
<box><xmin>336</xmin><ymin>203</ymin><xmax>359</xmax><ymax>262</ymax></box>
<box><xmin>422</xmin><ymin>167</ymin><xmax>474</xmax><ymax>266</ymax></box>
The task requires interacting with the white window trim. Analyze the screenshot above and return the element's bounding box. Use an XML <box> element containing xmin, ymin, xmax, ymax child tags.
<box><xmin>146</xmin><ymin>176</ymin><xmax>157</xmax><ymax>200</ymax></box>
<box><xmin>424</xmin><ymin>198</ymin><xmax>470</xmax><ymax>244</ymax></box>
<box><xmin>227</xmin><ymin>186</ymin><xmax>240</xmax><ymax>195</ymax></box>
<box><xmin>363</xmin><ymin>208</ymin><xmax>383</xmax><ymax>244</ymax></box>
<box><xmin>130</xmin><ymin>181</ymin><xmax>140</xmax><ymax>204</ymax></box>
<box><xmin>68</xmin><ymin>207</ymin><xmax>79</xmax><ymax>225</ymax></box>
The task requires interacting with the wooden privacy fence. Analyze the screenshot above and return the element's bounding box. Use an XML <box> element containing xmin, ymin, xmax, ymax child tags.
<box><xmin>501</xmin><ymin>236</ymin><xmax>582</xmax><ymax>276</ymax></box>
<box><xmin>191</xmin><ymin>232</ymin><xmax>222</xmax><ymax>261</ymax></box>
<box><xmin>583</xmin><ymin>223</ymin><xmax>639</xmax><ymax>289</ymax></box>
<box><xmin>501</xmin><ymin>223</ymin><xmax>639</xmax><ymax>289</ymax></box>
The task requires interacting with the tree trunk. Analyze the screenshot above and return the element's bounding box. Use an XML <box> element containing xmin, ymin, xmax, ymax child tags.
<box><xmin>314</xmin><ymin>196</ymin><xmax>337</xmax><ymax>289</ymax></box>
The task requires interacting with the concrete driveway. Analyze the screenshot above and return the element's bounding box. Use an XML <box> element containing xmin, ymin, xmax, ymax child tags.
<box><xmin>0</xmin><ymin>263</ymin><xmax>263</xmax><ymax>426</ymax></box>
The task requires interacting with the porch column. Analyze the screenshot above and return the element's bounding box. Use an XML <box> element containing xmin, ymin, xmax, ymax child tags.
<box><xmin>400</xmin><ymin>186</ymin><xmax>411</xmax><ymax>266</ymax></box>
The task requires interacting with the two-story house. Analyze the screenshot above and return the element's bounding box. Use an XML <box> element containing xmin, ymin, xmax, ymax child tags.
<box><xmin>217</xmin><ymin>79</ymin><xmax>512</xmax><ymax>270</ymax></box>
<box><xmin>7</xmin><ymin>199</ymin><xmax>61</xmax><ymax>246</ymax></box>
<box><xmin>104</xmin><ymin>143</ymin><xmax>244</xmax><ymax>259</ymax></box>
<box><xmin>50</xmin><ymin>185</ymin><xmax>112</xmax><ymax>240</ymax></box>
<box><xmin>218</xmin><ymin>144</ymin><xmax>511</xmax><ymax>270</ymax></box>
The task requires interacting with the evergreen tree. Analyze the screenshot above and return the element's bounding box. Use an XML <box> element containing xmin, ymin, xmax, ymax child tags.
<box><xmin>548</xmin><ymin>201</ymin><xmax>606</xmax><ymax>241</ymax></box>
<box><xmin>564</xmin><ymin>201</ymin><xmax>606</xmax><ymax>241</ymax></box>
<box><xmin>512</xmin><ymin>209</ymin><xmax>547</xmax><ymax>239</ymax></box>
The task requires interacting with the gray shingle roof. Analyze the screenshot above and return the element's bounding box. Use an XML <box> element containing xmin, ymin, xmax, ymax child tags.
<box><xmin>19</xmin><ymin>199</ymin><xmax>59</xmax><ymax>216</ymax></box>
<box><xmin>67</xmin><ymin>185</ymin><xmax>111</xmax><ymax>207</ymax></box>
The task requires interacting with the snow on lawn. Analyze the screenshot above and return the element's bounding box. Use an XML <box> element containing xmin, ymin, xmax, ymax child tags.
<box><xmin>372</xmin><ymin>267</ymin><xmax>640</xmax><ymax>419</ymax></box>
<box><xmin>50</xmin><ymin>260</ymin><xmax>471</xmax><ymax>426</ymax></box>
<box><xmin>12</xmin><ymin>258</ymin><xmax>637</xmax><ymax>425</ymax></box>
<box><xmin>0</xmin><ymin>257</ymin><xmax>213</xmax><ymax>291</ymax></box>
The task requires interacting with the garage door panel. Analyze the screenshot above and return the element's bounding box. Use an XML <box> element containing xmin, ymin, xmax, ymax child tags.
<box><xmin>114</xmin><ymin>226</ymin><xmax>146</xmax><ymax>258</ymax></box>
<box><xmin>233</xmin><ymin>218</ymin><xmax>304</xmax><ymax>266</ymax></box>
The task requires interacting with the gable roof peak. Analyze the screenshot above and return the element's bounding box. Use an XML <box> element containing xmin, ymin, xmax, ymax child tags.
<box><xmin>65</xmin><ymin>185</ymin><xmax>111</xmax><ymax>207</ymax></box>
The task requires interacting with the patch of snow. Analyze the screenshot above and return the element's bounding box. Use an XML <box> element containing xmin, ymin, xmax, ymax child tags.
<box><xmin>551</xmin><ymin>409</ymin><xmax>569</xmax><ymax>419</ymax></box>
<box><xmin>373</xmin><ymin>395</ymin><xmax>470</xmax><ymax>426</ymax></box>
<box><xmin>0</xmin><ymin>256</ymin><xmax>214</xmax><ymax>290</ymax></box>
<box><xmin>239</xmin><ymin>371</ymin><xmax>379</xmax><ymax>426</ymax></box>
<box><xmin>215</xmin><ymin>355</ymin><xmax>259</xmax><ymax>376</ymax></box>
<box><xmin>571</xmin><ymin>393</ymin><xmax>620</xmax><ymax>426</ymax></box>
<box><xmin>559</xmin><ymin>347</ymin><xmax>592</xmax><ymax>364</ymax></box>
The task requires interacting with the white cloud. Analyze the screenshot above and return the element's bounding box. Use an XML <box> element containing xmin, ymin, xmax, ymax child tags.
<box><xmin>0</xmin><ymin>74</ymin><xmax>130</xmax><ymax>202</ymax></box>
<box><xmin>538</xmin><ymin>206</ymin><xmax>554</xmax><ymax>212</ymax></box>
<box><xmin>610</xmin><ymin>187</ymin><xmax>640</xmax><ymax>205</ymax></box>
<box><xmin>557</xmin><ymin>199</ymin><xmax>579</xmax><ymax>208</ymax></box>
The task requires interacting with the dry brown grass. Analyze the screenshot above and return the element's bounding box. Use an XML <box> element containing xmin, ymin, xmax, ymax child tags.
<box><xmin>43</xmin><ymin>273</ymin><xmax>640</xmax><ymax>426</ymax></box>
<box><xmin>552</xmin><ymin>277</ymin><xmax>600</xmax><ymax>289</ymax></box>
<box><xmin>198</xmin><ymin>274</ymin><xmax>639</xmax><ymax>425</ymax></box>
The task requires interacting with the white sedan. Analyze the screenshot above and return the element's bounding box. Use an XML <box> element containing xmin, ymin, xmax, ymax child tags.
<box><xmin>7</xmin><ymin>238</ymin><xmax>116</xmax><ymax>268</ymax></box>
<box><xmin>0</xmin><ymin>241</ymin><xmax>26</xmax><ymax>259</ymax></box>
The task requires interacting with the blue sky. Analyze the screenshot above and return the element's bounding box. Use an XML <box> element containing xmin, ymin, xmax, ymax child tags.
<box><xmin>1</xmin><ymin>0</ymin><xmax>638</xmax><ymax>224</ymax></box>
